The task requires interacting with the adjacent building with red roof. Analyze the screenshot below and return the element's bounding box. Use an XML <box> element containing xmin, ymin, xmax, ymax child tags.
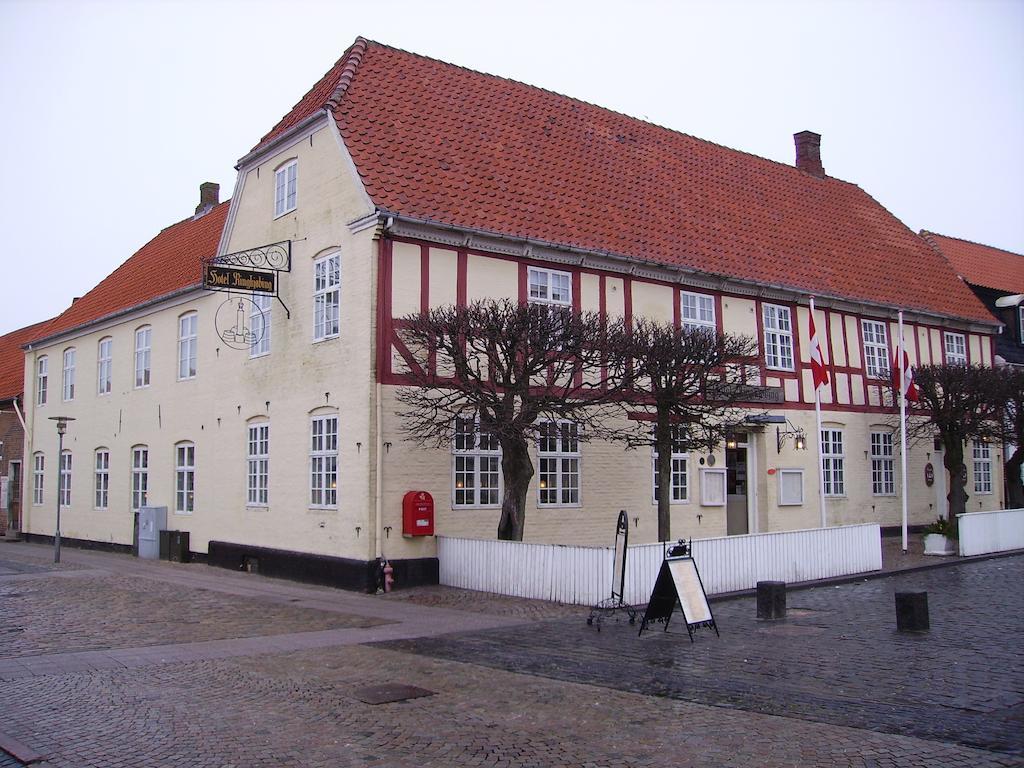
<box><xmin>0</xmin><ymin>318</ymin><xmax>53</xmax><ymax>534</ymax></box>
<box><xmin>922</xmin><ymin>231</ymin><xmax>1024</xmax><ymax>366</ymax></box>
<box><xmin>16</xmin><ymin>38</ymin><xmax>1007</xmax><ymax>587</ymax></box>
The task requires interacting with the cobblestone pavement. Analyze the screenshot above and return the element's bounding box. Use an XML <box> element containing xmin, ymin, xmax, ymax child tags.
<box><xmin>0</xmin><ymin>572</ymin><xmax>390</xmax><ymax>658</ymax></box>
<box><xmin>382</xmin><ymin>556</ymin><xmax>1024</xmax><ymax>759</ymax></box>
<box><xmin>0</xmin><ymin>541</ymin><xmax>1021</xmax><ymax>767</ymax></box>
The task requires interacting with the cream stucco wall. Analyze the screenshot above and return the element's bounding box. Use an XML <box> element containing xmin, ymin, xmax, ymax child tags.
<box><xmin>23</xmin><ymin>121</ymin><xmax>382</xmax><ymax>561</ymax></box>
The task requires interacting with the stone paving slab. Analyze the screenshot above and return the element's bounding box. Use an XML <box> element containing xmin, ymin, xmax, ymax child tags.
<box><xmin>380</xmin><ymin>556</ymin><xmax>1024</xmax><ymax>758</ymax></box>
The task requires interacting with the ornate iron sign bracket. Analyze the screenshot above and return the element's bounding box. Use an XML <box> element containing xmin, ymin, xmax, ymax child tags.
<box><xmin>203</xmin><ymin>240</ymin><xmax>292</xmax><ymax>318</ymax></box>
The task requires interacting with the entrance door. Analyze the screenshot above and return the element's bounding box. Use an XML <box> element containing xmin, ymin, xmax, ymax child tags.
<box><xmin>726</xmin><ymin>442</ymin><xmax>749</xmax><ymax>535</ymax></box>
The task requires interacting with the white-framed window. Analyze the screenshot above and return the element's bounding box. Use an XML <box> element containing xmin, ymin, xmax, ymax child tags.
<box><xmin>59</xmin><ymin>450</ymin><xmax>72</xmax><ymax>507</ymax></box>
<box><xmin>821</xmin><ymin>428</ymin><xmax>845</xmax><ymax>496</ymax></box>
<box><xmin>944</xmin><ymin>332</ymin><xmax>967</xmax><ymax>365</ymax></box>
<box><xmin>762</xmin><ymin>303</ymin><xmax>794</xmax><ymax>371</ymax></box>
<box><xmin>1019</xmin><ymin>306</ymin><xmax>1024</xmax><ymax>344</ymax></box>
<box><xmin>247</xmin><ymin>422</ymin><xmax>270</xmax><ymax>506</ymax></box>
<box><xmin>862</xmin><ymin>320</ymin><xmax>889</xmax><ymax>379</ymax></box>
<box><xmin>175</xmin><ymin>442</ymin><xmax>195</xmax><ymax>513</ymax></box>
<box><xmin>870</xmin><ymin>431</ymin><xmax>895</xmax><ymax>496</ymax></box>
<box><xmin>94</xmin><ymin>449</ymin><xmax>109</xmax><ymax>509</ymax></box>
<box><xmin>274</xmin><ymin>159</ymin><xmax>297</xmax><ymax>217</ymax></box>
<box><xmin>313</xmin><ymin>254</ymin><xmax>340</xmax><ymax>341</ymax></box>
<box><xmin>62</xmin><ymin>348</ymin><xmax>76</xmax><ymax>401</ymax></box>
<box><xmin>32</xmin><ymin>453</ymin><xmax>44</xmax><ymax>505</ymax></box>
<box><xmin>528</xmin><ymin>266</ymin><xmax>572</xmax><ymax>307</ymax></box>
<box><xmin>36</xmin><ymin>356</ymin><xmax>48</xmax><ymax>406</ymax></box>
<box><xmin>681</xmin><ymin>291</ymin><xmax>715</xmax><ymax>331</ymax></box>
<box><xmin>538</xmin><ymin>420</ymin><xmax>580</xmax><ymax>506</ymax></box>
<box><xmin>310</xmin><ymin>414</ymin><xmax>338</xmax><ymax>507</ymax></box>
<box><xmin>452</xmin><ymin>415</ymin><xmax>501</xmax><ymax>508</ymax></box>
<box><xmin>177</xmin><ymin>313</ymin><xmax>198</xmax><ymax>380</ymax></box>
<box><xmin>652</xmin><ymin>425</ymin><xmax>689</xmax><ymax>503</ymax></box>
<box><xmin>131</xmin><ymin>446</ymin><xmax>149</xmax><ymax>511</ymax></box>
<box><xmin>135</xmin><ymin>326</ymin><xmax>151</xmax><ymax>388</ymax></box>
<box><xmin>778</xmin><ymin>469</ymin><xmax>804</xmax><ymax>506</ymax></box>
<box><xmin>250</xmin><ymin>294</ymin><xmax>272</xmax><ymax>358</ymax></box>
<box><xmin>97</xmin><ymin>337</ymin><xmax>112</xmax><ymax>395</ymax></box>
<box><xmin>973</xmin><ymin>440</ymin><xmax>992</xmax><ymax>494</ymax></box>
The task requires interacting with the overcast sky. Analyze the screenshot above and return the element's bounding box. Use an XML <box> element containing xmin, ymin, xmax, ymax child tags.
<box><xmin>1</xmin><ymin>0</ymin><xmax>1021</xmax><ymax>335</ymax></box>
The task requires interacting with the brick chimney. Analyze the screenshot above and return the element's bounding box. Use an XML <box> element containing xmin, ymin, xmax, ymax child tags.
<box><xmin>194</xmin><ymin>182</ymin><xmax>220</xmax><ymax>218</ymax></box>
<box><xmin>794</xmin><ymin>131</ymin><xmax>825</xmax><ymax>178</ymax></box>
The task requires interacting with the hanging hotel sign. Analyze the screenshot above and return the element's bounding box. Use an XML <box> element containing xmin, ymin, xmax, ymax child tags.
<box><xmin>204</xmin><ymin>265</ymin><xmax>276</xmax><ymax>294</ymax></box>
<box><xmin>202</xmin><ymin>240</ymin><xmax>293</xmax><ymax>348</ymax></box>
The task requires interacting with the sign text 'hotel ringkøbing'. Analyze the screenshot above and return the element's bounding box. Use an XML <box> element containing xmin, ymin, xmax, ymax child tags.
<box><xmin>203</xmin><ymin>265</ymin><xmax>276</xmax><ymax>294</ymax></box>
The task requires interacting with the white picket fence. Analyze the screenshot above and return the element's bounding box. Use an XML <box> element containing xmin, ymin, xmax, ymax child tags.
<box><xmin>958</xmin><ymin>508</ymin><xmax>1024</xmax><ymax>556</ymax></box>
<box><xmin>438</xmin><ymin>523</ymin><xmax>882</xmax><ymax>606</ymax></box>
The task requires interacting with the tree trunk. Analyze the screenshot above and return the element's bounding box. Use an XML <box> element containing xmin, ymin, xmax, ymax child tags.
<box><xmin>497</xmin><ymin>435</ymin><xmax>534</xmax><ymax>541</ymax></box>
<box><xmin>942</xmin><ymin>439</ymin><xmax>968</xmax><ymax>538</ymax></box>
<box><xmin>654</xmin><ymin>412</ymin><xmax>673</xmax><ymax>543</ymax></box>
<box><xmin>1006</xmin><ymin>446</ymin><xmax>1024</xmax><ymax>509</ymax></box>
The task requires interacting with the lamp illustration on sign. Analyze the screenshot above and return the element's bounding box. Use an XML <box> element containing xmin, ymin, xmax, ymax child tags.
<box><xmin>214</xmin><ymin>296</ymin><xmax>266</xmax><ymax>350</ymax></box>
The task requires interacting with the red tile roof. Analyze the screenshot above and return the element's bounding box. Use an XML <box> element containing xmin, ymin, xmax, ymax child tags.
<box><xmin>257</xmin><ymin>38</ymin><xmax>993</xmax><ymax>325</ymax></box>
<box><xmin>0</xmin><ymin>319</ymin><xmax>53</xmax><ymax>401</ymax></box>
<box><xmin>31</xmin><ymin>203</ymin><xmax>229</xmax><ymax>344</ymax></box>
<box><xmin>921</xmin><ymin>232</ymin><xmax>1024</xmax><ymax>294</ymax></box>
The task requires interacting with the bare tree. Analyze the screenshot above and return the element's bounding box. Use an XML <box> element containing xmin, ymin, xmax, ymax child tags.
<box><xmin>902</xmin><ymin>365</ymin><xmax>1007</xmax><ymax>535</ymax></box>
<box><xmin>394</xmin><ymin>300</ymin><xmax>627</xmax><ymax>541</ymax></box>
<box><xmin>1000</xmin><ymin>367</ymin><xmax>1024</xmax><ymax>508</ymax></box>
<box><xmin>604</xmin><ymin>318</ymin><xmax>760</xmax><ymax>542</ymax></box>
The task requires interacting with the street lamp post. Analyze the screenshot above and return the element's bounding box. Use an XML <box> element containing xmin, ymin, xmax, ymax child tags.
<box><xmin>48</xmin><ymin>416</ymin><xmax>75</xmax><ymax>564</ymax></box>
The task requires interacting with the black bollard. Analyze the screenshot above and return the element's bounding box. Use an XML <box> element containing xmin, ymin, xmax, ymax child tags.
<box><xmin>895</xmin><ymin>591</ymin><xmax>929</xmax><ymax>632</ymax></box>
<box><xmin>756</xmin><ymin>580</ymin><xmax>786</xmax><ymax>620</ymax></box>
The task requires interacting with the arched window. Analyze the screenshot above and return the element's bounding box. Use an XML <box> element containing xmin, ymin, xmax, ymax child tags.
<box><xmin>135</xmin><ymin>326</ymin><xmax>152</xmax><ymax>388</ymax></box>
<box><xmin>97</xmin><ymin>338</ymin><xmax>113</xmax><ymax>395</ymax></box>
<box><xmin>131</xmin><ymin>445</ymin><xmax>149</xmax><ymax>511</ymax></box>
<box><xmin>36</xmin><ymin>356</ymin><xmax>48</xmax><ymax>406</ymax></box>
<box><xmin>62</xmin><ymin>348</ymin><xmax>76</xmax><ymax>401</ymax></box>
<box><xmin>175</xmin><ymin>442</ymin><xmax>195</xmax><ymax>513</ymax></box>
<box><xmin>178</xmin><ymin>313</ymin><xmax>198</xmax><ymax>380</ymax></box>
<box><xmin>94</xmin><ymin>448</ymin><xmax>110</xmax><ymax>509</ymax></box>
<box><xmin>247</xmin><ymin>420</ymin><xmax>270</xmax><ymax>506</ymax></box>
<box><xmin>309</xmin><ymin>412</ymin><xmax>337</xmax><ymax>507</ymax></box>
<box><xmin>59</xmin><ymin>450</ymin><xmax>72</xmax><ymax>507</ymax></box>
<box><xmin>274</xmin><ymin>159</ymin><xmax>297</xmax><ymax>216</ymax></box>
<box><xmin>32</xmin><ymin>452</ymin><xmax>45</xmax><ymax>505</ymax></box>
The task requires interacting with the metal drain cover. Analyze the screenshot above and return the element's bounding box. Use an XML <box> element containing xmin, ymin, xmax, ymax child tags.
<box><xmin>353</xmin><ymin>683</ymin><xmax>436</xmax><ymax>705</ymax></box>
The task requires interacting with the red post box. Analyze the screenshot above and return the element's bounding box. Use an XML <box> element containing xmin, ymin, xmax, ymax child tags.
<box><xmin>402</xmin><ymin>491</ymin><xmax>435</xmax><ymax>536</ymax></box>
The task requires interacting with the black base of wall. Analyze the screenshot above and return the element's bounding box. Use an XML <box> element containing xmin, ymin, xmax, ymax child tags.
<box><xmin>207</xmin><ymin>540</ymin><xmax>439</xmax><ymax>593</ymax></box>
<box><xmin>22</xmin><ymin>533</ymin><xmax>135</xmax><ymax>556</ymax></box>
<box><xmin>881</xmin><ymin>524</ymin><xmax>929</xmax><ymax>537</ymax></box>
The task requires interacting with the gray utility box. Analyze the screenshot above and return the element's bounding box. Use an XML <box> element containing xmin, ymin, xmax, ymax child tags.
<box><xmin>137</xmin><ymin>506</ymin><xmax>168</xmax><ymax>560</ymax></box>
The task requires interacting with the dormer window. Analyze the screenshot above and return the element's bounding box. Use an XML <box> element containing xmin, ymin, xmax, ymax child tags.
<box><xmin>274</xmin><ymin>160</ymin><xmax>297</xmax><ymax>217</ymax></box>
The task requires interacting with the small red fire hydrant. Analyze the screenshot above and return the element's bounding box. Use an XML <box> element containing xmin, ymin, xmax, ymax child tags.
<box><xmin>383</xmin><ymin>560</ymin><xmax>394</xmax><ymax>593</ymax></box>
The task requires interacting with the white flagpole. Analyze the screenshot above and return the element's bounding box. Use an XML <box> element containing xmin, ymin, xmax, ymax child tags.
<box><xmin>810</xmin><ymin>297</ymin><xmax>827</xmax><ymax>528</ymax></box>
<box><xmin>898</xmin><ymin>310</ymin><xmax>909</xmax><ymax>553</ymax></box>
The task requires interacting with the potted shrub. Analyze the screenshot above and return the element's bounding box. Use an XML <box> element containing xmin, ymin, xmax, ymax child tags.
<box><xmin>923</xmin><ymin>516</ymin><xmax>957</xmax><ymax>556</ymax></box>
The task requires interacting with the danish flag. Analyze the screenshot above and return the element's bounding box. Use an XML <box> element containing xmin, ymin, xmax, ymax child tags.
<box><xmin>891</xmin><ymin>347</ymin><xmax>919</xmax><ymax>402</ymax></box>
<box><xmin>808</xmin><ymin>311</ymin><xmax>829</xmax><ymax>391</ymax></box>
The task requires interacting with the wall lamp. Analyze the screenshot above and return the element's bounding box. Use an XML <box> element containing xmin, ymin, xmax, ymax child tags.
<box><xmin>776</xmin><ymin>420</ymin><xmax>806</xmax><ymax>453</ymax></box>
